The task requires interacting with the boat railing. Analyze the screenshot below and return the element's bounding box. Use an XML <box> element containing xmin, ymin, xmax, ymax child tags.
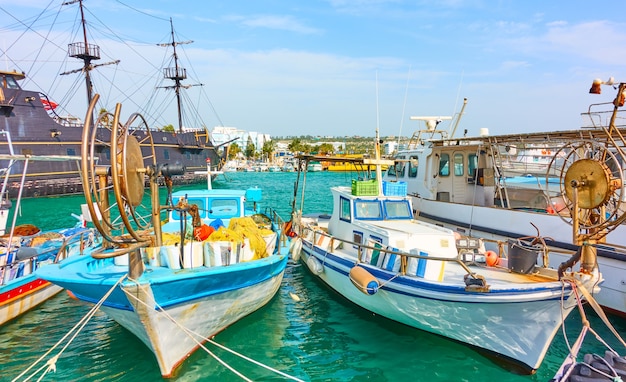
<box><xmin>54</xmin><ymin>228</ymin><xmax>99</xmax><ymax>262</ymax></box>
<box><xmin>299</xmin><ymin>224</ymin><xmax>479</xmax><ymax>279</ymax></box>
<box><xmin>263</xmin><ymin>206</ymin><xmax>288</xmax><ymax>252</ymax></box>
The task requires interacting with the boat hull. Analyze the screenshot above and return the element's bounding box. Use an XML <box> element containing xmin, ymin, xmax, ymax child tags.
<box><xmin>299</xmin><ymin>241</ymin><xmax>577</xmax><ymax>373</ymax></box>
<box><xmin>0</xmin><ymin>275</ymin><xmax>63</xmax><ymax>325</ymax></box>
<box><xmin>413</xmin><ymin>197</ymin><xmax>626</xmax><ymax>315</ymax></box>
<box><xmin>36</xmin><ymin>254</ymin><xmax>288</xmax><ymax>377</ymax></box>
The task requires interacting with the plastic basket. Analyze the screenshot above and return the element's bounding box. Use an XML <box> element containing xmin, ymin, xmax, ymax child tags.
<box><xmin>507</xmin><ymin>239</ymin><xmax>540</xmax><ymax>274</ymax></box>
<box><xmin>382</xmin><ymin>181</ymin><xmax>407</xmax><ymax>196</ymax></box>
<box><xmin>352</xmin><ymin>179</ymin><xmax>378</xmax><ymax>196</ymax></box>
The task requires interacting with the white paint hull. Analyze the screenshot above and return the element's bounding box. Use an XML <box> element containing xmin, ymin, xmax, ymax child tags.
<box><xmin>300</xmin><ymin>244</ymin><xmax>581</xmax><ymax>372</ymax></box>
<box><xmin>101</xmin><ymin>273</ymin><xmax>284</xmax><ymax>377</ymax></box>
<box><xmin>414</xmin><ymin>197</ymin><xmax>626</xmax><ymax>315</ymax></box>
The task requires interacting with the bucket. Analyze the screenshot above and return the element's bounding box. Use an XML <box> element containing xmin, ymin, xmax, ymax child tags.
<box><xmin>507</xmin><ymin>239</ymin><xmax>540</xmax><ymax>274</ymax></box>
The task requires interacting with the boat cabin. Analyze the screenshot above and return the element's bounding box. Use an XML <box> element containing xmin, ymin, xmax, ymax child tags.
<box><xmin>385</xmin><ymin>139</ymin><xmax>556</xmax><ymax>212</ymax></box>
<box><xmin>162</xmin><ymin>188</ymin><xmax>263</xmax><ymax>232</ymax></box>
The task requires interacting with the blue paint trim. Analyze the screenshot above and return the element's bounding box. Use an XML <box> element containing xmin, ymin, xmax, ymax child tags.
<box><xmin>302</xmin><ymin>241</ymin><xmax>567</xmax><ymax>303</ymax></box>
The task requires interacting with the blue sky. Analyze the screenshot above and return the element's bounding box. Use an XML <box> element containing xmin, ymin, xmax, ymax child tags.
<box><xmin>1</xmin><ymin>0</ymin><xmax>626</xmax><ymax>138</ymax></box>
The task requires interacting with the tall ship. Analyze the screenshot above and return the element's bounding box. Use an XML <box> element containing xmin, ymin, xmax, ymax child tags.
<box><xmin>0</xmin><ymin>1</ymin><xmax>227</xmax><ymax>198</ymax></box>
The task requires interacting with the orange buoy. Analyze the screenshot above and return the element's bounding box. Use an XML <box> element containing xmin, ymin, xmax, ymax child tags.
<box><xmin>349</xmin><ymin>266</ymin><xmax>379</xmax><ymax>295</ymax></box>
<box><xmin>486</xmin><ymin>250</ymin><xmax>499</xmax><ymax>267</ymax></box>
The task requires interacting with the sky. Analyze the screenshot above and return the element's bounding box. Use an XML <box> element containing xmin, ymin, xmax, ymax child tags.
<box><xmin>1</xmin><ymin>0</ymin><xmax>626</xmax><ymax>139</ymax></box>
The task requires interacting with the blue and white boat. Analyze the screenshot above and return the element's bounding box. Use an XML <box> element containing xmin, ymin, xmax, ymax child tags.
<box><xmin>36</xmin><ymin>98</ymin><xmax>290</xmax><ymax>377</ymax></box>
<box><xmin>290</xmin><ymin>130</ymin><xmax>604</xmax><ymax>373</ymax></box>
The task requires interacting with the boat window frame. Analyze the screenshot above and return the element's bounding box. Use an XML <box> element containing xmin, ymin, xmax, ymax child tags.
<box><xmin>439</xmin><ymin>153</ymin><xmax>450</xmax><ymax>177</ymax></box>
<box><xmin>352</xmin><ymin>230</ymin><xmax>363</xmax><ymax>249</ymax></box>
<box><xmin>207</xmin><ymin>197</ymin><xmax>241</xmax><ymax>219</ymax></box>
<box><xmin>339</xmin><ymin>196</ymin><xmax>351</xmax><ymax>222</ymax></box>
<box><xmin>354</xmin><ymin>199</ymin><xmax>383</xmax><ymax>220</ymax></box>
<box><xmin>382</xmin><ymin>199</ymin><xmax>413</xmax><ymax>220</ymax></box>
<box><xmin>408</xmin><ymin>156</ymin><xmax>418</xmax><ymax>178</ymax></box>
<box><xmin>387</xmin><ymin>155</ymin><xmax>406</xmax><ymax>177</ymax></box>
<box><xmin>454</xmin><ymin>153</ymin><xmax>464</xmax><ymax>176</ymax></box>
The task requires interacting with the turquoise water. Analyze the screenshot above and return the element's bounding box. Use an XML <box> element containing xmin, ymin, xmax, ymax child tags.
<box><xmin>1</xmin><ymin>171</ymin><xmax>625</xmax><ymax>381</ymax></box>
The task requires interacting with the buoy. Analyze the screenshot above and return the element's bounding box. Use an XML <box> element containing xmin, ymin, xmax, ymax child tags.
<box><xmin>349</xmin><ymin>266</ymin><xmax>379</xmax><ymax>295</ymax></box>
<box><xmin>306</xmin><ymin>255</ymin><xmax>324</xmax><ymax>275</ymax></box>
<box><xmin>289</xmin><ymin>292</ymin><xmax>301</xmax><ymax>302</ymax></box>
<box><xmin>290</xmin><ymin>238</ymin><xmax>303</xmax><ymax>261</ymax></box>
<box><xmin>486</xmin><ymin>250</ymin><xmax>499</xmax><ymax>267</ymax></box>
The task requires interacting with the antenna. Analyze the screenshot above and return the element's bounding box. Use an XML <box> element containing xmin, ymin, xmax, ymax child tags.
<box><xmin>409</xmin><ymin>116</ymin><xmax>452</xmax><ymax>131</ymax></box>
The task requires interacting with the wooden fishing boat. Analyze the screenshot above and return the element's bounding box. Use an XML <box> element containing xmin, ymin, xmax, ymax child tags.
<box><xmin>36</xmin><ymin>97</ymin><xmax>290</xmax><ymax>377</ymax></box>
<box><xmin>289</xmin><ymin>110</ymin><xmax>618</xmax><ymax>372</ymax></box>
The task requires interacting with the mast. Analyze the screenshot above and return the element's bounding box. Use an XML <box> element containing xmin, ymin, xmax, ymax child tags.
<box><xmin>61</xmin><ymin>0</ymin><xmax>119</xmax><ymax>112</ymax></box>
<box><xmin>159</xmin><ymin>18</ymin><xmax>199</xmax><ymax>133</ymax></box>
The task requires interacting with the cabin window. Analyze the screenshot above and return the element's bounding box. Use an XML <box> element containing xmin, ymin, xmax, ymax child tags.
<box><xmin>339</xmin><ymin>196</ymin><xmax>351</xmax><ymax>221</ymax></box>
<box><xmin>186</xmin><ymin>152</ymin><xmax>192</xmax><ymax>160</ymax></box>
<box><xmin>387</xmin><ymin>156</ymin><xmax>405</xmax><ymax>177</ymax></box>
<box><xmin>2</xmin><ymin>75</ymin><xmax>19</xmax><ymax>89</ymax></box>
<box><xmin>355</xmin><ymin>199</ymin><xmax>382</xmax><ymax>220</ymax></box>
<box><xmin>164</xmin><ymin>149</ymin><xmax>170</xmax><ymax>160</ymax></box>
<box><xmin>468</xmin><ymin>154</ymin><xmax>478</xmax><ymax>182</ymax></box>
<box><xmin>103</xmin><ymin>147</ymin><xmax>111</xmax><ymax>160</ymax></box>
<box><xmin>454</xmin><ymin>153</ymin><xmax>464</xmax><ymax>176</ymax></box>
<box><xmin>186</xmin><ymin>198</ymin><xmax>207</xmax><ymax>219</ymax></box>
<box><xmin>209</xmin><ymin>198</ymin><xmax>240</xmax><ymax>219</ymax></box>
<box><xmin>408</xmin><ymin>156</ymin><xmax>418</xmax><ymax>178</ymax></box>
<box><xmin>353</xmin><ymin>231</ymin><xmax>363</xmax><ymax>248</ymax></box>
<box><xmin>383</xmin><ymin>200</ymin><xmax>413</xmax><ymax>219</ymax></box>
<box><xmin>66</xmin><ymin>148</ymin><xmax>76</xmax><ymax>156</ymax></box>
<box><xmin>439</xmin><ymin>154</ymin><xmax>450</xmax><ymax>176</ymax></box>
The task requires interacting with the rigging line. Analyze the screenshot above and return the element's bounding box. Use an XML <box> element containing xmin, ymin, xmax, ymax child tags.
<box><xmin>14</xmin><ymin>273</ymin><xmax>128</xmax><ymax>382</ymax></box>
<box><xmin>398</xmin><ymin>66</ymin><xmax>411</xmax><ymax>149</ymax></box>
<box><xmin>114</xmin><ymin>0</ymin><xmax>170</xmax><ymax>22</ymax></box>
<box><xmin>122</xmin><ymin>284</ymin><xmax>303</xmax><ymax>381</ymax></box>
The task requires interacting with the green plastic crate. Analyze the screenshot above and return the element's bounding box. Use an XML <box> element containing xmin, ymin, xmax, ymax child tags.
<box><xmin>351</xmin><ymin>179</ymin><xmax>378</xmax><ymax>196</ymax></box>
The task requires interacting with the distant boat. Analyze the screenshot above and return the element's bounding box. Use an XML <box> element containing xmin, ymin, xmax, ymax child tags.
<box><xmin>307</xmin><ymin>161</ymin><xmax>323</xmax><ymax>172</ymax></box>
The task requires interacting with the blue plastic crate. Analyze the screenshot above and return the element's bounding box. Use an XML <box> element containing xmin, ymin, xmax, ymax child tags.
<box><xmin>382</xmin><ymin>181</ymin><xmax>407</xmax><ymax>196</ymax></box>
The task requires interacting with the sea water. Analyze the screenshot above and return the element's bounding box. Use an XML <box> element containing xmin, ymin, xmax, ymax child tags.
<box><xmin>1</xmin><ymin>171</ymin><xmax>625</xmax><ymax>381</ymax></box>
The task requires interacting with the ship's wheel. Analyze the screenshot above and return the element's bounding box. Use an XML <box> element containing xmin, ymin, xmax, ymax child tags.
<box><xmin>546</xmin><ymin>139</ymin><xmax>625</xmax><ymax>241</ymax></box>
<box><xmin>81</xmin><ymin>94</ymin><xmax>157</xmax><ymax>244</ymax></box>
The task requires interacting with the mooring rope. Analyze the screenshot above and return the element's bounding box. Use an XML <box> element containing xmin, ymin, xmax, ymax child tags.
<box><xmin>123</xmin><ymin>278</ymin><xmax>304</xmax><ymax>381</ymax></box>
<box><xmin>13</xmin><ymin>274</ymin><xmax>128</xmax><ymax>382</ymax></box>
<box><xmin>554</xmin><ymin>277</ymin><xmax>626</xmax><ymax>381</ymax></box>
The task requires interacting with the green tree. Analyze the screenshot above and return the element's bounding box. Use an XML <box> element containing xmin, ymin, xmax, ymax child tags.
<box><xmin>262</xmin><ymin>140</ymin><xmax>276</xmax><ymax>162</ymax></box>
<box><xmin>317</xmin><ymin>143</ymin><xmax>335</xmax><ymax>155</ymax></box>
<box><xmin>288</xmin><ymin>138</ymin><xmax>303</xmax><ymax>153</ymax></box>
<box><xmin>227</xmin><ymin>142</ymin><xmax>241</xmax><ymax>160</ymax></box>
<box><xmin>245</xmin><ymin>136</ymin><xmax>256</xmax><ymax>159</ymax></box>
<box><xmin>163</xmin><ymin>124</ymin><xmax>175</xmax><ymax>132</ymax></box>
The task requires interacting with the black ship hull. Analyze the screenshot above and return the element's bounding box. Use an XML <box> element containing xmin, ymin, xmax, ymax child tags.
<box><xmin>0</xmin><ymin>85</ymin><xmax>223</xmax><ymax>198</ymax></box>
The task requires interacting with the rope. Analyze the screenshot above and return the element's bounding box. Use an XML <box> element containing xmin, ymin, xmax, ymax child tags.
<box><xmin>13</xmin><ymin>274</ymin><xmax>128</xmax><ymax>382</ymax></box>
<box><xmin>122</xmin><ymin>278</ymin><xmax>304</xmax><ymax>381</ymax></box>
<box><xmin>554</xmin><ymin>276</ymin><xmax>626</xmax><ymax>382</ymax></box>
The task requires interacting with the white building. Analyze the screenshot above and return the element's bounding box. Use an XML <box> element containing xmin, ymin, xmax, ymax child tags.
<box><xmin>211</xmin><ymin>126</ymin><xmax>271</xmax><ymax>154</ymax></box>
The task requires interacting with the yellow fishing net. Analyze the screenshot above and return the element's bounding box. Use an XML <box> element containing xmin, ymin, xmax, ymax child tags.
<box><xmin>206</xmin><ymin>216</ymin><xmax>274</xmax><ymax>260</ymax></box>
